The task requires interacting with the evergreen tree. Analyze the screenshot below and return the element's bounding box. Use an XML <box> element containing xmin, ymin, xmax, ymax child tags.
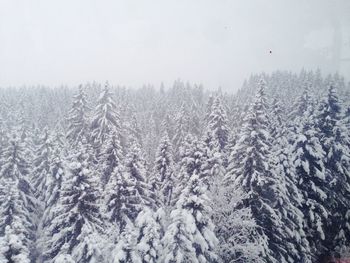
<box><xmin>210</xmin><ymin>180</ymin><xmax>265</xmax><ymax>263</ymax></box>
<box><xmin>106</xmin><ymin>141</ymin><xmax>152</xmax><ymax>234</ymax></box>
<box><xmin>42</xmin><ymin>146</ymin><xmax>65</xmax><ymax>227</ymax></box>
<box><xmin>225</xmin><ymin>80</ymin><xmax>306</xmax><ymax>262</ymax></box>
<box><xmin>204</xmin><ymin>95</ymin><xmax>214</xmax><ymax>125</ymax></box>
<box><xmin>162</xmin><ymin>174</ymin><xmax>218</xmax><ymax>263</ymax></box>
<box><xmin>173</xmin><ymin>135</ymin><xmax>204</xmax><ymax>203</ymax></box>
<box><xmin>123</xmin><ymin>142</ymin><xmax>152</xmax><ymax>219</ymax></box>
<box><xmin>66</xmin><ymin>85</ymin><xmax>91</xmax><ymax>145</ymax></box>
<box><xmin>32</xmin><ymin>128</ymin><xmax>52</xmax><ymax>202</ymax></box>
<box><xmin>126</xmin><ymin>110</ymin><xmax>143</xmax><ymax>148</ymax></box>
<box><xmin>272</xmin><ymin>131</ymin><xmax>312</xmax><ymax>262</ymax></box>
<box><xmin>172</xmin><ymin>104</ymin><xmax>189</xmax><ymax>162</ymax></box>
<box><xmin>270</xmin><ymin>97</ymin><xmax>312</xmax><ymax>261</ymax></box>
<box><xmin>151</xmin><ymin>132</ymin><xmax>175</xmax><ymax>207</ymax></box>
<box><xmin>291</xmin><ymin>106</ymin><xmax>328</xmax><ymax>260</ymax></box>
<box><xmin>161</xmin><ymin>113</ymin><xmax>175</xmax><ymax>142</ymax></box>
<box><xmin>91</xmin><ymin>82</ymin><xmax>122</xmax><ymax>147</ymax></box>
<box><xmin>188</xmin><ymin>101</ymin><xmax>202</xmax><ymax>137</ymax></box>
<box><xmin>289</xmin><ymin>88</ymin><xmax>312</xmax><ymax>123</ymax></box>
<box><xmin>206</xmin><ymin>96</ymin><xmax>229</xmax><ymax>152</ymax></box>
<box><xmin>134</xmin><ymin>207</ymin><xmax>162</xmax><ymax>263</ymax></box>
<box><xmin>344</xmin><ymin>106</ymin><xmax>350</xmax><ymax>130</ymax></box>
<box><xmin>112</xmin><ymin>220</ymin><xmax>139</xmax><ymax>263</ymax></box>
<box><xmin>315</xmin><ymin>86</ymin><xmax>350</xmax><ymax>257</ymax></box>
<box><xmin>99</xmin><ymin>131</ymin><xmax>123</xmax><ymax>189</ymax></box>
<box><xmin>0</xmin><ymin>181</ymin><xmax>32</xmax><ymax>263</ymax></box>
<box><xmin>269</xmin><ymin>97</ymin><xmax>285</xmax><ymax>139</ymax></box>
<box><xmin>43</xmin><ymin>143</ymin><xmax>105</xmax><ymax>263</ymax></box>
<box><xmin>0</xmin><ymin>136</ymin><xmax>37</xmax><ymax>262</ymax></box>
<box><xmin>144</xmin><ymin>115</ymin><xmax>158</xmax><ymax>166</ymax></box>
<box><xmin>201</xmin><ymin>130</ymin><xmax>226</xmax><ymax>190</ymax></box>
<box><xmin>105</xmin><ymin>164</ymin><xmax>130</xmax><ymax>233</ymax></box>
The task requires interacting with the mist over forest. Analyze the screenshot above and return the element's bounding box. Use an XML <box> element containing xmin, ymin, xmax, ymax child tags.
<box><xmin>0</xmin><ymin>69</ymin><xmax>349</xmax><ymax>262</ymax></box>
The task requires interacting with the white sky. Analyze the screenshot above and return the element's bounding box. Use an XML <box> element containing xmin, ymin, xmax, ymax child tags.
<box><xmin>0</xmin><ymin>0</ymin><xmax>349</xmax><ymax>91</ymax></box>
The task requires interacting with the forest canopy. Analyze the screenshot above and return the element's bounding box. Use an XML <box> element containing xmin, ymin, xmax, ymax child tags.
<box><xmin>0</xmin><ymin>69</ymin><xmax>350</xmax><ymax>262</ymax></box>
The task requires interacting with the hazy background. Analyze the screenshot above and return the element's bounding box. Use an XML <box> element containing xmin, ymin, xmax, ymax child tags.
<box><xmin>0</xmin><ymin>0</ymin><xmax>349</xmax><ymax>91</ymax></box>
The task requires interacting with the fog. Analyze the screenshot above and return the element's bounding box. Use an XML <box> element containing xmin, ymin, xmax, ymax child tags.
<box><xmin>0</xmin><ymin>0</ymin><xmax>349</xmax><ymax>91</ymax></box>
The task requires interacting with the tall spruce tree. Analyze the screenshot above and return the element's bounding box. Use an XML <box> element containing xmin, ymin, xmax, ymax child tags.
<box><xmin>42</xmin><ymin>146</ymin><xmax>65</xmax><ymax>228</ymax></box>
<box><xmin>91</xmin><ymin>82</ymin><xmax>122</xmax><ymax>147</ymax></box>
<box><xmin>0</xmin><ymin>182</ymin><xmax>32</xmax><ymax>263</ymax></box>
<box><xmin>66</xmin><ymin>85</ymin><xmax>91</xmax><ymax>145</ymax></box>
<box><xmin>134</xmin><ymin>207</ymin><xmax>162</xmax><ymax>263</ymax></box>
<box><xmin>99</xmin><ymin>131</ymin><xmax>123</xmax><ymax>189</ymax></box>
<box><xmin>162</xmin><ymin>173</ymin><xmax>218</xmax><ymax>263</ymax></box>
<box><xmin>270</xmin><ymin>97</ymin><xmax>312</xmax><ymax>261</ymax></box>
<box><xmin>225</xmin><ymin>80</ymin><xmax>308</xmax><ymax>262</ymax></box>
<box><xmin>43</xmin><ymin>142</ymin><xmax>105</xmax><ymax>263</ymax></box>
<box><xmin>206</xmin><ymin>96</ymin><xmax>229</xmax><ymax>153</ymax></box>
<box><xmin>172</xmin><ymin>104</ymin><xmax>190</xmax><ymax>162</ymax></box>
<box><xmin>173</xmin><ymin>135</ymin><xmax>204</xmax><ymax>203</ymax></box>
<box><xmin>32</xmin><ymin>128</ymin><xmax>52</xmax><ymax>202</ymax></box>
<box><xmin>315</xmin><ymin>86</ymin><xmax>350</xmax><ymax>257</ymax></box>
<box><xmin>210</xmin><ymin>180</ymin><xmax>265</xmax><ymax>263</ymax></box>
<box><xmin>151</xmin><ymin>132</ymin><xmax>176</xmax><ymax>207</ymax></box>
<box><xmin>201</xmin><ymin>130</ymin><xmax>226</xmax><ymax>189</ymax></box>
<box><xmin>162</xmin><ymin>134</ymin><xmax>218</xmax><ymax>262</ymax></box>
<box><xmin>0</xmin><ymin>136</ymin><xmax>37</xmax><ymax>262</ymax></box>
<box><xmin>291</xmin><ymin>106</ymin><xmax>328</xmax><ymax>260</ymax></box>
<box><xmin>288</xmin><ymin>87</ymin><xmax>312</xmax><ymax>125</ymax></box>
<box><xmin>106</xmin><ymin>141</ymin><xmax>152</xmax><ymax>232</ymax></box>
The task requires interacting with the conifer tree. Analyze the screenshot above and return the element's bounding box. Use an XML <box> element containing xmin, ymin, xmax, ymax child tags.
<box><xmin>289</xmin><ymin>88</ymin><xmax>312</xmax><ymax>123</ymax></box>
<box><xmin>43</xmin><ymin>142</ymin><xmax>105</xmax><ymax>263</ymax></box>
<box><xmin>162</xmin><ymin>174</ymin><xmax>218</xmax><ymax>263</ymax></box>
<box><xmin>272</xmin><ymin>128</ymin><xmax>312</xmax><ymax>262</ymax></box>
<box><xmin>344</xmin><ymin>106</ymin><xmax>350</xmax><ymax>130</ymax></box>
<box><xmin>270</xmin><ymin>97</ymin><xmax>311</xmax><ymax>261</ymax></box>
<box><xmin>106</xmin><ymin>141</ymin><xmax>152</xmax><ymax>232</ymax></box>
<box><xmin>225</xmin><ymin>80</ymin><xmax>308</xmax><ymax>262</ymax></box>
<box><xmin>315</xmin><ymin>86</ymin><xmax>350</xmax><ymax>257</ymax></box>
<box><xmin>0</xmin><ymin>181</ymin><xmax>32</xmax><ymax>263</ymax></box>
<box><xmin>188</xmin><ymin>101</ymin><xmax>202</xmax><ymax>137</ymax></box>
<box><xmin>32</xmin><ymin>128</ymin><xmax>52</xmax><ymax>202</ymax></box>
<box><xmin>172</xmin><ymin>104</ymin><xmax>189</xmax><ymax>161</ymax></box>
<box><xmin>134</xmin><ymin>207</ymin><xmax>162</xmax><ymax>263</ymax></box>
<box><xmin>204</xmin><ymin>95</ymin><xmax>214</xmax><ymax>124</ymax></box>
<box><xmin>91</xmin><ymin>82</ymin><xmax>122</xmax><ymax>147</ymax></box>
<box><xmin>173</xmin><ymin>135</ymin><xmax>204</xmax><ymax>203</ymax></box>
<box><xmin>126</xmin><ymin>110</ymin><xmax>143</xmax><ymax>147</ymax></box>
<box><xmin>161</xmin><ymin>113</ymin><xmax>175</xmax><ymax>142</ymax></box>
<box><xmin>105</xmin><ymin>164</ymin><xmax>130</xmax><ymax>233</ymax></box>
<box><xmin>66</xmin><ymin>85</ymin><xmax>91</xmax><ymax>145</ymax></box>
<box><xmin>210</xmin><ymin>180</ymin><xmax>265</xmax><ymax>263</ymax></box>
<box><xmin>108</xmin><ymin>143</ymin><xmax>158</xmax><ymax>262</ymax></box>
<box><xmin>99</xmin><ymin>131</ymin><xmax>123</xmax><ymax>189</ymax></box>
<box><xmin>269</xmin><ymin>97</ymin><xmax>285</xmax><ymax>139</ymax></box>
<box><xmin>291</xmin><ymin>107</ymin><xmax>328</xmax><ymax>260</ymax></box>
<box><xmin>206</xmin><ymin>96</ymin><xmax>229</xmax><ymax>152</ymax></box>
<box><xmin>151</xmin><ymin>132</ymin><xmax>175</xmax><ymax>207</ymax></box>
<box><xmin>42</xmin><ymin>146</ymin><xmax>65</xmax><ymax>227</ymax></box>
<box><xmin>144</xmin><ymin>115</ymin><xmax>158</xmax><ymax>166</ymax></box>
<box><xmin>201</xmin><ymin>124</ymin><xmax>227</xmax><ymax>190</ymax></box>
<box><xmin>112</xmin><ymin>220</ymin><xmax>139</xmax><ymax>263</ymax></box>
<box><xmin>0</xmin><ymin>136</ymin><xmax>37</xmax><ymax>262</ymax></box>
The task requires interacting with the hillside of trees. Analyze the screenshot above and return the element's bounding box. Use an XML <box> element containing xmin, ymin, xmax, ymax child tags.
<box><xmin>0</xmin><ymin>69</ymin><xmax>349</xmax><ymax>262</ymax></box>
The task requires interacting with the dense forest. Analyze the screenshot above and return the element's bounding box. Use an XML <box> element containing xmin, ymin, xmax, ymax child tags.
<box><xmin>0</xmin><ymin>69</ymin><xmax>349</xmax><ymax>263</ymax></box>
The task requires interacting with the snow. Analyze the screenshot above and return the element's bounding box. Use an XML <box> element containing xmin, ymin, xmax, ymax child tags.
<box><xmin>0</xmin><ymin>70</ymin><xmax>349</xmax><ymax>262</ymax></box>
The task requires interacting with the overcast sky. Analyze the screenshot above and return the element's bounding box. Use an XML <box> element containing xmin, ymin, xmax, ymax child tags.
<box><xmin>0</xmin><ymin>0</ymin><xmax>349</xmax><ymax>91</ymax></box>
